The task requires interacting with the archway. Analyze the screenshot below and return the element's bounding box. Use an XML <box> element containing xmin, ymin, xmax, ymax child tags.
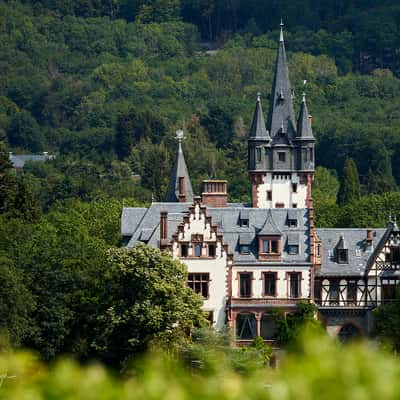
<box><xmin>236</xmin><ymin>313</ymin><xmax>256</xmax><ymax>340</ymax></box>
<box><xmin>338</xmin><ymin>323</ymin><xmax>361</xmax><ymax>343</ymax></box>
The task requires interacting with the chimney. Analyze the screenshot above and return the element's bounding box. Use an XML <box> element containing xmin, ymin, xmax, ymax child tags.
<box><xmin>160</xmin><ymin>211</ymin><xmax>169</xmax><ymax>247</ymax></box>
<box><xmin>201</xmin><ymin>180</ymin><xmax>228</xmax><ymax>208</ymax></box>
<box><xmin>366</xmin><ymin>229</ymin><xmax>373</xmax><ymax>246</ymax></box>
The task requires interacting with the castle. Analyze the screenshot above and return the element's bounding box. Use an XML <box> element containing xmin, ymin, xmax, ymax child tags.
<box><xmin>121</xmin><ymin>24</ymin><xmax>400</xmax><ymax>343</ymax></box>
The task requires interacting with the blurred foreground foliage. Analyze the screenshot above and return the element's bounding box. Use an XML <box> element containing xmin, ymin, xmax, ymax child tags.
<box><xmin>0</xmin><ymin>331</ymin><xmax>400</xmax><ymax>400</ymax></box>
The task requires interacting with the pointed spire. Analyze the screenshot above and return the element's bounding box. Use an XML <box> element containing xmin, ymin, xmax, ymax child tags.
<box><xmin>165</xmin><ymin>130</ymin><xmax>194</xmax><ymax>203</ymax></box>
<box><xmin>267</xmin><ymin>20</ymin><xmax>296</xmax><ymax>140</ymax></box>
<box><xmin>249</xmin><ymin>93</ymin><xmax>270</xmax><ymax>140</ymax></box>
<box><xmin>296</xmin><ymin>92</ymin><xmax>314</xmax><ymax>139</ymax></box>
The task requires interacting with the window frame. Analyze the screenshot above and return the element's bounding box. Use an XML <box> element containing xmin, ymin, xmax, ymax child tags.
<box><xmin>278</xmin><ymin>152</ymin><xmax>286</xmax><ymax>162</ymax></box>
<box><xmin>187</xmin><ymin>273</ymin><xmax>210</xmax><ymax>299</ymax></box>
<box><xmin>287</xmin><ymin>272</ymin><xmax>302</xmax><ymax>299</ymax></box>
<box><xmin>263</xmin><ymin>272</ymin><xmax>277</xmax><ymax>297</ymax></box>
<box><xmin>238</xmin><ymin>272</ymin><xmax>253</xmax><ymax>298</ymax></box>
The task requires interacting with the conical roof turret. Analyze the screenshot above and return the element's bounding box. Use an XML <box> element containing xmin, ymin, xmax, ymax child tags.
<box><xmin>165</xmin><ymin>130</ymin><xmax>194</xmax><ymax>203</ymax></box>
<box><xmin>267</xmin><ymin>21</ymin><xmax>296</xmax><ymax>140</ymax></box>
<box><xmin>296</xmin><ymin>93</ymin><xmax>314</xmax><ymax>140</ymax></box>
<box><xmin>249</xmin><ymin>93</ymin><xmax>270</xmax><ymax>140</ymax></box>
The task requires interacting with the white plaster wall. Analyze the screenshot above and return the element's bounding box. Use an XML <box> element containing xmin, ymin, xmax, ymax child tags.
<box><xmin>171</xmin><ymin>204</ymin><xmax>228</xmax><ymax>330</ymax></box>
<box><xmin>231</xmin><ymin>266</ymin><xmax>311</xmax><ymax>299</ymax></box>
<box><xmin>257</xmin><ymin>173</ymin><xmax>308</xmax><ymax>208</ymax></box>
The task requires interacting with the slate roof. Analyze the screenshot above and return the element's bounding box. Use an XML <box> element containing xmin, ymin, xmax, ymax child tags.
<box><xmin>122</xmin><ymin>203</ymin><xmax>311</xmax><ymax>265</ymax></box>
<box><xmin>316</xmin><ymin>228</ymin><xmax>387</xmax><ymax>277</ymax></box>
<box><xmin>249</xmin><ymin>94</ymin><xmax>270</xmax><ymax>140</ymax></box>
<box><xmin>9</xmin><ymin>153</ymin><xmax>54</xmax><ymax>168</ymax></box>
<box><xmin>165</xmin><ymin>142</ymin><xmax>194</xmax><ymax>203</ymax></box>
<box><xmin>266</xmin><ymin>24</ymin><xmax>296</xmax><ymax>141</ymax></box>
<box><xmin>295</xmin><ymin>94</ymin><xmax>314</xmax><ymax>140</ymax></box>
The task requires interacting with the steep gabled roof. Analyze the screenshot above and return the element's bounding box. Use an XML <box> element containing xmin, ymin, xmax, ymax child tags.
<box><xmin>267</xmin><ymin>22</ymin><xmax>296</xmax><ymax>141</ymax></box>
<box><xmin>296</xmin><ymin>93</ymin><xmax>314</xmax><ymax>140</ymax></box>
<box><xmin>258</xmin><ymin>209</ymin><xmax>282</xmax><ymax>235</ymax></box>
<box><xmin>249</xmin><ymin>93</ymin><xmax>270</xmax><ymax>140</ymax></box>
<box><xmin>165</xmin><ymin>136</ymin><xmax>194</xmax><ymax>203</ymax></box>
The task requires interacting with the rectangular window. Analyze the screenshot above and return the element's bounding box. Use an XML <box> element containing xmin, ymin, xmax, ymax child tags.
<box><xmin>382</xmin><ymin>279</ymin><xmax>397</xmax><ymax>301</ymax></box>
<box><xmin>181</xmin><ymin>244</ymin><xmax>188</xmax><ymax>257</ymax></box>
<box><xmin>275</xmin><ymin>202</ymin><xmax>285</xmax><ymax>208</ymax></box>
<box><xmin>347</xmin><ymin>280</ymin><xmax>357</xmax><ymax>305</ymax></box>
<box><xmin>292</xmin><ymin>203</ymin><xmax>298</xmax><ymax>208</ymax></box>
<box><xmin>239</xmin><ymin>273</ymin><xmax>252</xmax><ymax>297</ymax></box>
<box><xmin>309</xmin><ymin>148</ymin><xmax>314</xmax><ymax>162</ymax></box>
<box><xmin>264</xmin><ymin>273</ymin><xmax>277</xmax><ymax>296</ymax></box>
<box><xmin>288</xmin><ymin>245</ymin><xmax>299</xmax><ymax>255</ymax></box>
<box><xmin>288</xmin><ymin>219</ymin><xmax>297</xmax><ymax>228</ymax></box>
<box><xmin>208</xmin><ymin>244</ymin><xmax>216</xmax><ymax>257</ymax></box>
<box><xmin>188</xmin><ymin>273</ymin><xmax>210</xmax><ymax>298</ymax></box>
<box><xmin>262</xmin><ymin>240</ymin><xmax>270</xmax><ymax>253</ymax></box>
<box><xmin>256</xmin><ymin>148</ymin><xmax>261</xmax><ymax>162</ymax></box>
<box><xmin>194</xmin><ymin>243</ymin><xmax>202</xmax><ymax>257</ymax></box>
<box><xmin>390</xmin><ymin>247</ymin><xmax>400</xmax><ymax>263</ymax></box>
<box><xmin>329</xmin><ymin>279</ymin><xmax>340</xmax><ymax>305</ymax></box>
<box><xmin>289</xmin><ymin>272</ymin><xmax>301</xmax><ymax>298</ymax></box>
<box><xmin>271</xmin><ymin>240</ymin><xmax>279</xmax><ymax>253</ymax></box>
<box><xmin>278</xmin><ymin>152</ymin><xmax>286</xmax><ymax>162</ymax></box>
<box><xmin>337</xmin><ymin>249</ymin><xmax>348</xmax><ymax>264</ymax></box>
<box><xmin>261</xmin><ymin>239</ymin><xmax>279</xmax><ymax>254</ymax></box>
<box><xmin>292</xmin><ymin>183</ymin><xmax>298</xmax><ymax>193</ymax></box>
<box><xmin>240</xmin><ymin>219</ymin><xmax>249</xmax><ymax>227</ymax></box>
<box><xmin>267</xmin><ymin>191</ymin><xmax>272</xmax><ymax>201</ymax></box>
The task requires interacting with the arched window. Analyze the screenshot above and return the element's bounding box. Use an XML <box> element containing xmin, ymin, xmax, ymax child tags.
<box><xmin>195</xmin><ymin>243</ymin><xmax>202</xmax><ymax>257</ymax></box>
<box><xmin>338</xmin><ymin>323</ymin><xmax>361</xmax><ymax>343</ymax></box>
<box><xmin>261</xmin><ymin>314</ymin><xmax>276</xmax><ymax>340</ymax></box>
<box><xmin>236</xmin><ymin>313</ymin><xmax>256</xmax><ymax>340</ymax></box>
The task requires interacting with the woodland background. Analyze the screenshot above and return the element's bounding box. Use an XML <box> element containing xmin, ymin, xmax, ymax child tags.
<box><xmin>2</xmin><ymin>0</ymin><xmax>400</xmax><ymax>363</ymax></box>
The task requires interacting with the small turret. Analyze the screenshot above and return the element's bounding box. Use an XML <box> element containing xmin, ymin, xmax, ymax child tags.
<box><xmin>165</xmin><ymin>130</ymin><xmax>194</xmax><ymax>203</ymax></box>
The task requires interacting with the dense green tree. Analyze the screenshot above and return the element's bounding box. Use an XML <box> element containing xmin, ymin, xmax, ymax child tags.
<box><xmin>373</xmin><ymin>288</ymin><xmax>400</xmax><ymax>351</ymax></box>
<box><xmin>91</xmin><ymin>244</ymin><xmax>206</xmax><ymax>366</ymax></box>
<box><xmin>338</xmin><ymin>158</ymin><xmax>361</xmax><ymax>205</ymax></box>
<box><xmin>6</xmin><ymin>111</ymin><xmax>45</xmax><ymax>152</ymax></box>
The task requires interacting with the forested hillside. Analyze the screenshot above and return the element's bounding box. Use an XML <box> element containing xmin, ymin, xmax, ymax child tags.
<box><xmin>2</xmin><ymin>0</ymin><xmax>400</xmax><ymax>363</ymax></box>
<box><xmin>2</xmin><ymin>0</ymin><xmax>400</xmax><ymax>210</ymax></box>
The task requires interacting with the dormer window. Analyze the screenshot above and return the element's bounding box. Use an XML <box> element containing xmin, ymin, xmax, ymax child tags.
<box><xmin>337</xmin><ymin>249</ymin><xmax>348</xmax><ymax>264</ymax></box>
<box><xmin>278</xmin><ymin>152</ymin><xmax>286</xmax><ymax>162</ymax></box>
<box><xmin>240</xmin><ymin>245</ymin><xmax>250</xmax><ymax>254</ymax></box>
<box><xmin>239</xmin><ymin>233</ymin><xmax>252</xmax><ymax>255</ymax></box>
<box><xmin>287</xmin><ymin>210</ymin><xmax>298</xmax><ymax>228</ymax></box>
<box><xmin>239</xmin><ymin>210</ymin><xmax>250</xmax><ymax>227</ymax></box>
<box><xmin>287</xmin><ymin>232</ymin><xmax>300</xmax><ymax>255</ymax></box>
<box><xmin>335</xmin><ymin>235</ymin><xmax>348</xmax><ymax>264</ymax></box>
<box><xmin>262</xmin><ymin>239</ymin><xmax>279</xmax><ymax>254</ymax></box>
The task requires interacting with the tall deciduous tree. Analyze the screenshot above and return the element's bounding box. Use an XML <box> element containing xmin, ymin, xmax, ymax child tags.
<box><xmin>91</xmin><ymin>244</ymin><xmax>205</xmax><ymax>367</ymax></box>
<box><xmin>338</xmin><ymin>158</ymin><xmax>361</xmax><ymax>204</ymax></box>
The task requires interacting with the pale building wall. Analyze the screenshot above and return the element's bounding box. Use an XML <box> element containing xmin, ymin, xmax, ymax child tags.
<box><xmin>171</xmin><ymin>204</ymin><xmax>228</xmax><ymax>330</ymax></box>
<box><xmin>256</xmin><ymin>173</ymin><xmax>308</xmax><ymax>208</ymax></box>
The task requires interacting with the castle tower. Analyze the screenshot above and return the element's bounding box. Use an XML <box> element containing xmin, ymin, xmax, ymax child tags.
<box><xmin>249</xmin><ymin>21</ymin><xmax>315</xmax><ymax>209</ymax></box>
<box><xmin>165</xmin><ymin>130</ymin><xmax>194</xmax><ymax>203</ymax></box>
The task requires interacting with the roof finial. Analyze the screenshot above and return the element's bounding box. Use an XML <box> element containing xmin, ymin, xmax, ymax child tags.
<box><xmin>257</xmin><ymin>92</ymin><xmax>261</xmax><ymax>102</ymax></box>
<box><xmin>176</xmin><ymin>129</ymin><xmax>184</xmax><ymax>144</ymax></box>
<box><xmin>302</xmin><ymin>91</ymin><xmax>306</xmax><ymax>103</ymax></box>
<box><xmin>389</xmin><ymin>211</ymin><xmax>393</xmax><ymax>223</ymax></box>
<box><xmin>279</xmin><ymin>18</ymin><xmax>284</xmax><ymax>42</ymax></box>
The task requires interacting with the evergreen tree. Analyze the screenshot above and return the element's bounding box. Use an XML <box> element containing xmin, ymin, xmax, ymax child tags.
<box><xmin>338</xmin><ymin>158</ymin><xmax>361</xmax><ymax>204</ymax></box>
